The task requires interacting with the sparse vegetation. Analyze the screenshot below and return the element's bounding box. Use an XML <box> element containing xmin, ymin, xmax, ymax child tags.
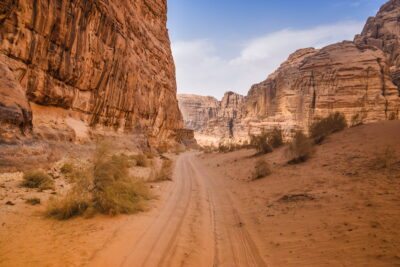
<box><xmin>60</xmin><ymin>162</ymin><xmax>74</xmax><ymax>174</ymax></box>
<box><xmin>249</xmin><ymin>127</ymin><xmax>284</xmax><ymax>155</ymax></box>
<box><xmin>46</xmin><ymin>142</ymin><xmax>153</xmax><ymax>220</ymax></box>
<box><xmin>286</xmin><ymin>131</ymin><xmax>315</xmax><ymax>164</ymax></box>
<box><xmin>250</xmin><ymin>132</ymin><xmax>273</xmax><ymax>154</ymax></box>
<box><xmin>21</xmin><ymin>171</ymin><xmax>54</xmax><ymax>190</ymax></box>
<box><xmin>252</xmin><ymin>159</ymin><xmax>272</xmax><ymax>180</ymax></box>
<box><xmin>309</xmin><ymin>112</ymin><xmax>347</xmax><ymax>144</ymax></box>
<box><xmin>25</xmin><ymin>198</ymin><xmax>41</xmax><ymax>205</ymax></box>
<box><xmin>131</xmin><ymin>153</ymin><xmax>150</xmax><ymax>167</ymax></box>
<box><xmin>370</xmin><ymin>146</ymin><xmax>399</xmax><ymax>171</ymax></box>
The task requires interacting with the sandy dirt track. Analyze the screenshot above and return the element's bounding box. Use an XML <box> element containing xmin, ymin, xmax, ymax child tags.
<box><xmin>88</xmin><ymin>152</ymin><xmax>267</xmax><ymax>267</ymax></box>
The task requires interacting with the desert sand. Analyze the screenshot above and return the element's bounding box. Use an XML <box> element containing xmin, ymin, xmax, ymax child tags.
<box><xmin>0</xmin><ymin>121</ymin><xmax>399</xmax><ymax>267</ymax></box>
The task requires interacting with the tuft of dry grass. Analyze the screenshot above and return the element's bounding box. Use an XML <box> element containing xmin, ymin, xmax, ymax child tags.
<box><xmin>309</xmin><ymin>112</ymin><xmax>347</xmax><ymax>144</ymax></box>
<box><xmin>268</xmin><ymin>127</ymin><xmax>284</xmax><ymax>148</ymax></box>
<box><xmin>286</xmin><ymin>131</ymin><xmax>315</xmax><ymax>164</ymax></box>
<box><xmin>131</xmin><ymin>153</ymin><xmax>150</xmax><ymax>167</ymax></box>
<box><xmin>46</xmin><ymin>142</ymin><xmax>153</xmax><ymax>220</ymax></box>
<box><xmin>21</xmin><ymin>171</ymin><xmax>54</xmax><ymax>190</ymax></box>
<box><xmin>370</xmin><ymin>146</ymin><xmax>399</xmax><ymax>171</ymax></box>
<box><xmin>252</xmin><ymin>159</ymin><xmax>272</xmax><ymax>180</ymax></box>
<box><xmin>60</xmin><ymin>162</ymin><xmax>74</xmax><ymax>174</ymax></box>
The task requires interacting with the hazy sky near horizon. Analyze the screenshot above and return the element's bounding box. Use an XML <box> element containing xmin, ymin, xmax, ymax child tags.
<box><xmin>167</xmin><ymin>0</ymin><xmax>387</xmax><ymax>99</ymax></box>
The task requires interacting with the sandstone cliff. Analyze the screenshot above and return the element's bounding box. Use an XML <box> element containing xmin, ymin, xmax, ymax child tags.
<box><xmin>178</xmin><ymin>92</ymin><xmax>244</xmax><ymax>145</ymax></box>
<box><xmin>181</xmin><ymin>0</ymin><xmax>400</xmax><ymax>145</ymax></box>
<box><xmin>0</xmin><ymin>0</ymin><xmax>183</xmax><ymax>145</ymax></box>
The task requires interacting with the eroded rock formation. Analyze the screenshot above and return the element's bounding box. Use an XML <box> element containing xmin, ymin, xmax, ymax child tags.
<box><xmin>180</xmin><ymin>0</ymin><xmax>400</xmax><ymax>145</ymax></box>
<box><xmin>0</xmin><ymin>0</ymin><xmax>183</xmax><ymax>145</ymax></box>
<box><xmin>178</xmin><ymin>92</ymin><xmax>244</xmax><ymax>145</ymax></box>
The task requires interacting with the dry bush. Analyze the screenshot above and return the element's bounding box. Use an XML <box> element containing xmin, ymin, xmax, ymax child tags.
<box><xmin>60</xmin><ymin>162</ymin><xmax>74</xmax><ymax>174</ymax></box>
<box><xmin>131</xmin><ymin>153</ymin><xmax>150</xmax><ymax>167</ymax></box>
<box><xmin>46</xmin><ymin>142</ymin><xmax>153</xmax><ymax>220</ymax></box>
<box><xmin>252</xmin><ymin>159</ymin><xmax>271</xmax><ymax>180</ymax></box>
<box><xmin>286</xmin><ymin>131</ymin><xmax>315</xmax><ymax>164</ymax></box>
<box><xmin>25</xmin><ymin>198</ymin><xmax>41</xmax><ymax>205</ymax></box>
<box><xmin>370</xmin><ymin>147</ymin><xmax>399</xmax><ymax>171</ymax></box>
<box><xmin>21</xmin><ymin>171</ymin><xmax>54</xmax><ymax>190</ymax></box>
<box><xmin>94</xmin><ymin>177</ymin><xmax>152</xmax><ymax>216</ymax></box>
<box><xmin>151</xmin><ymin>159</ymin><xmax>173</xmax><ymax>182</ymax></box>
<box><xmin>250</xmin><ymin>132</ymin><xmax>273</xmax><ymax>154</ymax></box>
<box><xmin>268</xmin><ymin>127</ymin><xmax>284</xmax><ymax>148</ymax></box>
<box><xmin>309</xmin><ymin>112</ymin><xmax>347</xmax><ymax>144</ymax></box>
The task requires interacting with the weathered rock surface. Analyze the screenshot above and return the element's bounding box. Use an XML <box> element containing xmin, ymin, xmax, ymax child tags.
<box><xmin>181</xmin><ymin>0</ymin><xmax>400</xmax><ymax>145</ymax></box>
<box><xmin>178</xmin><ymin>92</ymin><xmax>244</xmax><ymax>145</ymax></box>
<box><xmin>0</xmin><ymin>0</ymin><xmax>183</xmax><ymax>145</ymax></box>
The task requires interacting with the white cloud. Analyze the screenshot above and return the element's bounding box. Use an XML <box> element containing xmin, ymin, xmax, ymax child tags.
<box><xmin>172</xmin><ymin>21</ymin><xmax>364</xmax><ymax>99</ymax></box>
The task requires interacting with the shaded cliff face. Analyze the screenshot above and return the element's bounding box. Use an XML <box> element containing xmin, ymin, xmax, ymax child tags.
<box><xmin>178</xmin><ymin>92</ymin><xmax>244</xmax><ymax>145</ymax></box>
<box><xmin>0</xmin><ymin>0</ymin><xmax>183</xmax><ymax>144</ymax></box>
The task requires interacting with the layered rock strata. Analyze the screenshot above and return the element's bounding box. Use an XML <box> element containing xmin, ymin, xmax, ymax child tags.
<box><xmin>178</xmin><ymin>92</ymin><xmax>244</xmax><ymax>145</ymax></box>
<box><xmin>0</xmin><ymin>0</ymin><xmax>183</xmax><ymax>145</ymax></box>
<box><xmin>180</xmin><ymin>0</ymin><xmax>400</xmax><ymax>145</ymax></box>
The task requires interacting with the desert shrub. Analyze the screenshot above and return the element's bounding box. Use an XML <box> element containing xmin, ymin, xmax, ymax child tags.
<box><xmin>131</xmin><ymin>153</ymin><xmax>150</xmax><ymax>167</ymax></box>
<box><xmin>250</xmin><ymin>132</ymin><xmax>273</xmax><ymax>154</ymax></box>
<box><xmin>286</xmin><ymin>131</ymin><xmax>315</xmax><ymax>164</ymax></box>
<box><xmin>268</xmin><ymin>127</ymin><xmax>284</xmax><ymax>148</ymax></box>
<box><xmin>151</xmin><ymin>159</ymin><xmax>173</xmax><ymax>182</ymax></box>
<box><xmin>60</xmin><ymin>162</ymin><xmax>74</xmax><ymax>174</ymax></box>
<box><xmin>252</xmin><ymin>159</ymin><xmax>271</xmax><ymax>180</ymax></box>
<box><xmin>21</xmin><ymin>171</ymin><xmax>54</xmax><ymax>190</ymax></box>
<box><xmin>46</xmin><ymin>143</ymin><xmax>153</xmax><ymax>220</ymax></box>
<box><xmin>309</xmin><ymin>112</ymin><xmax>347</xmax><ymax>144</ymax></box>
<box><xmin>46</xmin><ymin>192</ymin><xmax>91</xmax><ymax>220</ymax></box>
<box><xmin>94</xmin><ymin>177</ymin><xmax>152</xmax><ymax>216</ymax></box>
<box><xmin>25</xmin><ymin>198</ymin><xmax>41</xmax><ymax>205</ymax></box>
<box><xmin>370</xmin><ymin>146</ymin><xmax>398</xmax><ymax>171</ymax></box>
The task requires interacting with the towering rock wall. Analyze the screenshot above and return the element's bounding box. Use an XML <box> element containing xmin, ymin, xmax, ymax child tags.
<box><xmin>178</xmin><ymin>92</ymin><xmax>244</xmax><ymax>145</ymax></box>
<box><xmin>180</xmin><ymin>0</ymin><xmax>400</xmax><ymax>145</ymax></box>
<box><xmin>0</xmin><ymin>0</ymin><xmax>183</xmax><ymax>144</ymax></box>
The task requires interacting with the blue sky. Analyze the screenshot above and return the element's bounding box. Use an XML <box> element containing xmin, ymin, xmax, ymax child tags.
<box><xmin>168</xmin><ymin>0</ymin><xmax>388</xmax><ymax>99</ymax></box>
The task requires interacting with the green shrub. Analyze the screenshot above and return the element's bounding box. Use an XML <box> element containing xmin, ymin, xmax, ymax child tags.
<box><xmin>21</xmin><ymin>171</ymin><xmax>54</xmax><ymax>190</ymax></box>
<box><xmin>252</xmin><ymin>159</ymin><xmax>272</xmax><ymax>180</ymax></box>
<box><xmin>286</xmin><ymin>131</ymin><xmax>315</xmax><ymax>164</ymax></box>
<box><xmin>309</xmin><ymin>112</ymin><xmax>347</xmax><ymax>144</ymax></box>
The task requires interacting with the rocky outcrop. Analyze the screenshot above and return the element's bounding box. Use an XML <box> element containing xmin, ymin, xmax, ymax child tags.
<box><xmin>355</xmin><ymin>0</ymin><xmax>400</xmax><ymax>91</ymax></box>
<box><xmin>0</xmin><ymin>58</ymin><xmax>32</xmax><ymax>143</ymax></box>
<box><xmin>178</xmin><ymin>92</ymin><xmax>244</xmax><ymax>145</ymax></box>
<box><xmin>177</xmin><ymin>94</ymin><xmax>220</xmax><ymax>131</ymax></box>
<box><xmin>239</xmin><ymin>40</ymin><xmax>400</xmax><ymax>137</ymax></box>
<box><xmin>0</xmin><ymin>0</ymin><xmax>183</xmax><ymax>145</ymax></box>
<box><xmin>181</xmin><ymin>0</ymin><xmax>400</xmax><ymax>145</ymax></box>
